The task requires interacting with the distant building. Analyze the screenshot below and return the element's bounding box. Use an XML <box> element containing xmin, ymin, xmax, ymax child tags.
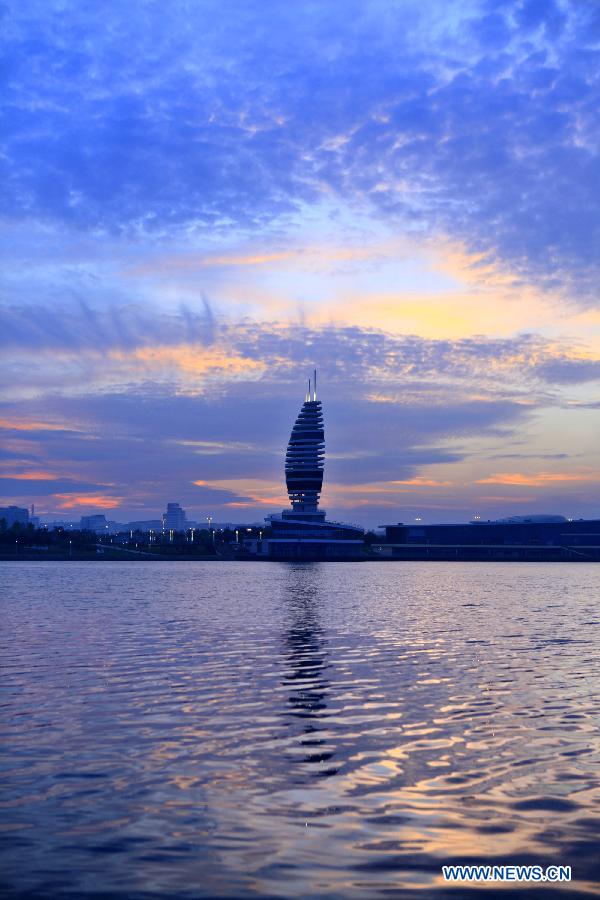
<box><xmin>0</xmin><ymin>505</ymin><xmax>29</xmax><ymax>527</ymax></box>
<box><xmin>80</xmin><ymin>514</ymin><xmax>108</xmax><ymax>532</ymax></box>
<box><xmin>163</xmin><ymin>502</ymin><xmax>187</xmax><ymax>532</ymax></box>
<box><xmin>80</xmin><ymin>514</ymin><xmax>122</xmax><ymax>534</ymax></box>
<box><xmin>127</xmin><ymin>519</ymin><xmax>163</xmax><ymax>532</ymax></box>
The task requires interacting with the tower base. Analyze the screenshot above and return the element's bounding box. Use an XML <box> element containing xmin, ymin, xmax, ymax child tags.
<box><xmin>258</xmin><ymin>510</ymin><xmax>365</xmax><ymax>561</ymax></box>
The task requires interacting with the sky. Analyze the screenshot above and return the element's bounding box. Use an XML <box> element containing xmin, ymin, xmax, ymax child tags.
<box><xmin>1</xmin><ymin>0</ymin><xmax>599</xmax><ymax>527</ymax></box>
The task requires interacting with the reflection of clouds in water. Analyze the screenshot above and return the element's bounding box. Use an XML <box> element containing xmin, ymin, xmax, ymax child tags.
<box><xmin>281</xmin><ymin>564</ymin><xmax>338</xmax><ymax>776</ymax></box>
<box><xmin>2</xmin><ymin>563</ymin><xmax>600</xmax><ymax>897</ymax></box>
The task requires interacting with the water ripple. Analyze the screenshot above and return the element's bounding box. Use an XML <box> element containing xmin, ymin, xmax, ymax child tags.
<box><xmin>1</xmin><ymin>560</ymin><xmax>599</xmax><ymax>898</ymax></box>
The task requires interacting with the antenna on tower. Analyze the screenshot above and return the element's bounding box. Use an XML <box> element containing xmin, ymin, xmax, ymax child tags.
<box><xmin>313</xmin><ymin>369</ymin><xmax>317</xmax><ymax>401</ymax></box>
<box><xmin>307</xmin><ymin>377</ymin><xmax>311</xmax><ymax>402</ymax></box>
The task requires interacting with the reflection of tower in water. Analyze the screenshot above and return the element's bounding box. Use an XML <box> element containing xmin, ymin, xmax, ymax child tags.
<box><xmin>282</xmin><ymin>566</ymin><xmax>337</xmax><ymax>777</ymax></box>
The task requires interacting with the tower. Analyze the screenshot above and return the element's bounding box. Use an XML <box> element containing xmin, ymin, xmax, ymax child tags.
<box><xmin>260</xmin><ymin>371</ymin><xmax>364</xmax><ymax>559</ymax></box>
<box><xmin>285</xmin><ymin>370</ymin><xmax>324</xmax><ymax>514</ymax></box>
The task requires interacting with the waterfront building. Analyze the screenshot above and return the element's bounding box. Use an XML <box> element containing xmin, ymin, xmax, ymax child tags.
<box><xmin>0</xmin><ymin>505</ymin><xmax>29</xmax><ymax>527</ymax></box>
<box><xmin>258</xmin><ymin>372</ymin><xmax>364</xmax><ymax>560</ymax></box>
<box><xmin>378</xmin><ymin>516</ymin><xmax>600</xmax><ymax>561</ymax></box>
<box><xmin>163</xmin><ymin>502</ymin><xmax>187</xmax><ymax>532</ymax></box>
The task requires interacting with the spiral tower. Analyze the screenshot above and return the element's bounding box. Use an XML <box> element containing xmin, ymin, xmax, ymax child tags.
<box><xmin>285</xmin><ymin>371</ymin><xmax>324</xmax><ymax>512</ymax></box>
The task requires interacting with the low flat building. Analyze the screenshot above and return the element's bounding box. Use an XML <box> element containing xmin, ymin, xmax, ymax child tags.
<box><xmin>378</xmin><ymin>517</ymin><xmax>600</xmax><ymax>561</ymax></box>
<box><xmin>127</xmin><ymin>519</ymin><xmax>163</xmax><ymax>532</ymax></box>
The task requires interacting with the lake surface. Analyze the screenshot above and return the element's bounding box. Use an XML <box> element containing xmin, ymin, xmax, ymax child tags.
<box><xmin>1</xmin><ymin>561</ymin><xmax>599</xmax><ymax>898</ymax></box>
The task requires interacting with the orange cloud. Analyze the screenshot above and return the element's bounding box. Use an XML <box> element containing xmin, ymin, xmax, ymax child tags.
<box><xmin>310</xmin><ymin>287</ymin><xmax>559</xmax><ymax>341</ymax></box>
<box><xmin>125</xmin><ymin>251</ymin><xmax>294</xmax><ymax>276</ymax></box>
<box><xmin>52</xmin><ymin>493</ymin><xmax>124</xmax><ymax>510</ymax></box>
<box><xmin>0</xmin><ymin>470</ymin><xmax>58</xmax><ymax>480</ymax></box>
<box><xmin>430</xmin><ymin>242</ymin><xmax>519</xmax><ymax>289</ymax></box>
<box><xmin>110</xmin><ymin>344</ymin><xmax>266</xmax><ymax>378</ymax></box>
<box><xmin>0</xmin><ymin>417</ymin><xmax>75</xmax><ymax>432</ymax></box>
<box><xmin>124</xmin><ymin>239</ymin><xmax>414</xmax><ymax>278</ymax></box>
<box><xmin>475</xmin><ymin>472</ymin><xmax>597</xmax><ymax>486</ymax></box>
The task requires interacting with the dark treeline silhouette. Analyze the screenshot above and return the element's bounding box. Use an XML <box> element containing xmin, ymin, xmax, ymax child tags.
<box><xmin>0</xmin><ymin>519</ymin><xmax>275</xmax><ymax>559</ymax></box>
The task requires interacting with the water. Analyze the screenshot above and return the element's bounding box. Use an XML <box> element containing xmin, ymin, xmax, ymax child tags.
<box><xmin>1</xmin><ymin>561</ymin><xmax>599</xmax><ymax>898</ymax></box>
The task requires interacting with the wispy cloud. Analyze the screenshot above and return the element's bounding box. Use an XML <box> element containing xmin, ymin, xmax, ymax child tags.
<box><xmin>52</xmin><ymin>493</ymin><xmax>126</xmax><ymax>511</ymax></box>
<box><xmin>475</xmin><ymin>471</ymin><xmax>598</xmax><ymax>486</ymax></box>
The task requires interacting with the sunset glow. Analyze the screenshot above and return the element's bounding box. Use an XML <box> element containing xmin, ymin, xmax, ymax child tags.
<box><xmin>1</xmin><ymin>0</ymin><xmax>598</xmax><ymax>526</ymax></box>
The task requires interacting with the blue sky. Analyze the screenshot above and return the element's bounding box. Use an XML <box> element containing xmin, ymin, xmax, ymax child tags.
<box><xmin>1</xmin><ymin>0</ymin><xmax>599</xmax><ymax>525</ymax></box>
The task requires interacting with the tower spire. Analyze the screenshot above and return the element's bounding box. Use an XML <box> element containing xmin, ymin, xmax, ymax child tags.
<box><xmin>313</xmin><ymin>369</ymin><xmax>317</xmax><ymax>401</ymax></box>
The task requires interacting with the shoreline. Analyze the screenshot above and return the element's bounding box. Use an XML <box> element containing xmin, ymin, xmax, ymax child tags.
<box><xmin>1</xmin><ymin>553</ymin><xmax>598</xmax><ymax>563</ymax></box>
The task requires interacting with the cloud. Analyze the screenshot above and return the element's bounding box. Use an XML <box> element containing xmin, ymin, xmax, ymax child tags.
<box><xmin>3</xmin><ymin>299</ymin><xmax>597</xmax><ymax>418</ymax></box>
<box><xmin>0</xmin><ymin>299</ymin><xmax>216</xmax><ymax>354</ymax></box>
<box><xmin>126</xmin><ymin>252</ymin><xmax>295</xmax><ymax>276</ymax></box>
<box><xmin>52</xmin><ymin>493</ymin><xmax>126</xmax><ymax>511</ymax></box>
<box><xmin>2</xmin><ymin>0</ymin><xmax>599</xmax><ymax>296</ymax></box>
<box><xmin>0</xmin><ymin>470</ymin><xmax>58</xmax><ymax>480</ymax></box>
<box><xmin>0</xmin><ymin>476</ymin><xmax>115</xmax><ymax>497</ymax></box>
<box><xmin>0</xmin><ymin>416</ymin><xmax>81</xmax><ymax>433</ymax></box>
<box><xmin>532</xmin><ymin>358</ymin><xmax>600</xmax><ymax>384</ymax></box>
<box><xmin>475</xmin><ymin>471</ymin><xmax>598</xmax><ymax>486</ymax></box>
<box><xmin>2</xmin><ymin>0</ymin><xmax>599</xmax><ymax>526</ymax></box>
